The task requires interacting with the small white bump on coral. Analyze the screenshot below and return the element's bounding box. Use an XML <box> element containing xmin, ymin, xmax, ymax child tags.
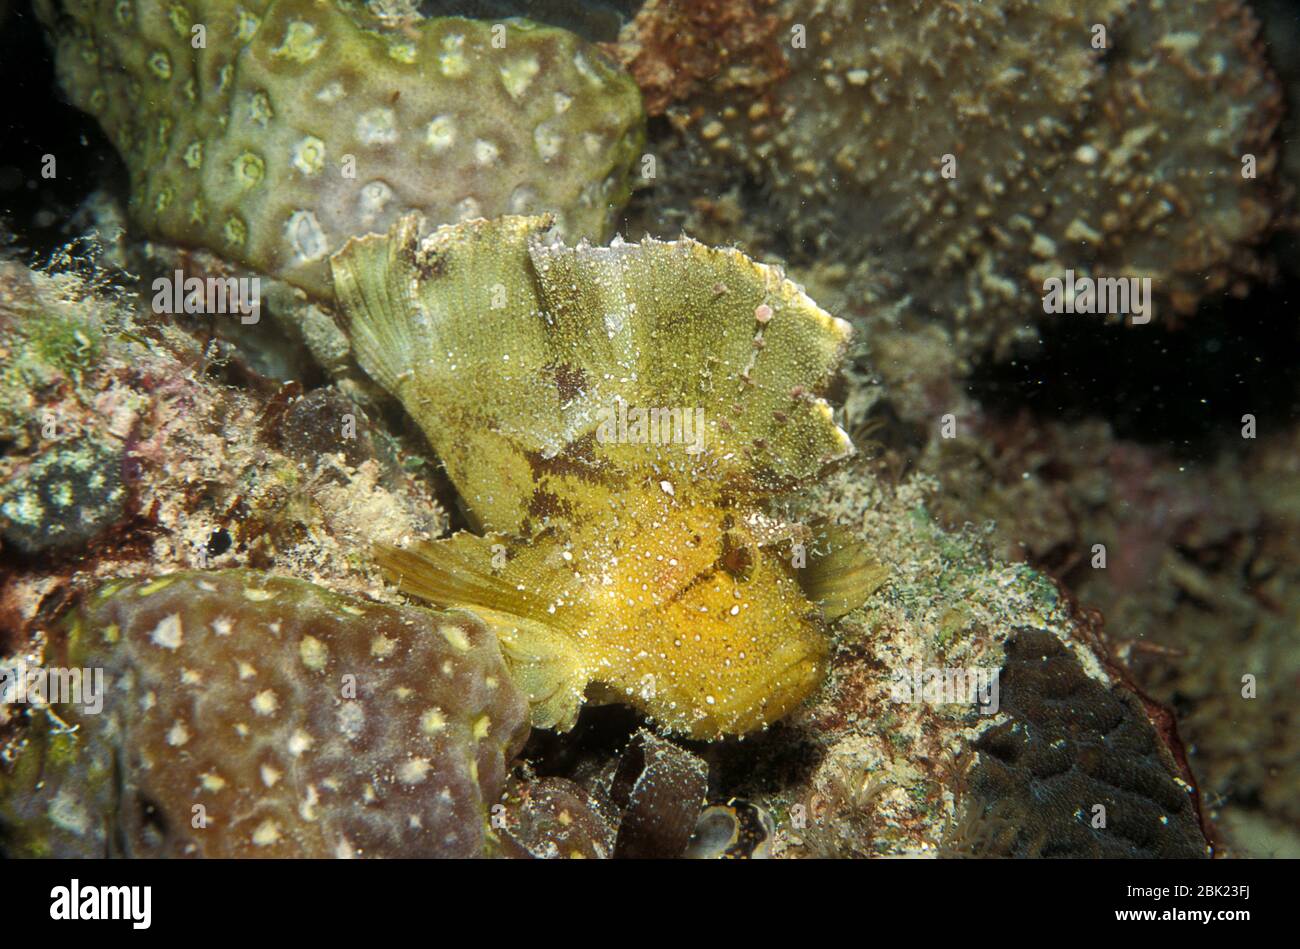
<box><xmin>291</xmin><ymin>136</ymin><xmax>326</xmax><ymax>175</ymax></box>
<box><xmin>425</xmin><ymin>114</ymin><xmax>457</xmax><ymax>153</ymax></box>
<box><xmin>356</xmin><ymin>108</ymin><xmax>399</xmax><ymax>146</ymax></box>
<box><xmin>358</xmin><ymin>181</ymin><xmax>395</xmax><ymax>226</ymax></box>
<box><xmin>299</xmin><ymin>635</ymin><xmax>329</xmax><ymax>671</ymax></box>
<box><xmin>534</xmin><ymin>121</ymin><xmax>563</xmax><ymax>161</ymax></box>
<box><xmin>337</xmin><ymin>702</ymin><xmax>365</xmax><ymax>739</ymax></box>
<box><xmin>272</xmin><ymin>20</ymin><xmax>325</xmax><ymax>63</ymax></box>
<box><xmin>397</xmin><ymin>757</ymin><xmax>432</xmax><ymax>785</ymax></box>
<box><xmin>438</xmin><ymin>34</ymin><xmax>469</xmax><ymax>78</ymax></box>
<box><xmin>286</xmin><ymin>210</ymin><xmax>329</xmax><ymax>264</ymax></box>
<box><xmin>251</xmin><ymin>819</ymin><xmax>281</xmax><ymax>846</ymax></box>
<box><xmin>500</xmin><ymin>56</ymin><xmax>540</xmax><ymax>98</ymax></box>
<box><xmin>315</xmin><ymin>80</ymin><xmax>345</xmax><ymax>103</ymax></box>
<box><xmin>473</xmin><ymin>139</ymin><xmax>501</xmax><ymax>166</ymax></box>
<box><xmin>166</xmin><ymin>719</ymin><xmax>190</xmax><ymax>746</ymax></box>
<box><xmin>251</xmin><ymin>689</ymin><xmax>279</xmax><ymax>716</ymax></box>
<box><xmin>420</xmin><ymin>708</ymin><xmax>447</xmax><ymax>734</ymax></box>
<box><xmin>149</xmin><ymin>614</ymin><xmax>183</xmax><ymax>650</ymax></box>
<box><xmin>246</xmin><ymin>90</ymin><xmax>273</xmax><ymax>127</ymax></box>
<box><xmin>507</xmin><ymin>185</ymin><xmax>537</xmax><ymax>214</ymax></box>
<box><xmin>440</xmin><ymin>624</ymin><xmax>472</xmax><ymax>653</ymax></box>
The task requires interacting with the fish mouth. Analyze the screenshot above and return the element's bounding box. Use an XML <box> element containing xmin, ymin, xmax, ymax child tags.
<box><xmin>773</xmin><ymin>653</ymin><xmax>827</xmax><ymax>702</ymax></box>
<box><xmin>730</xmin><ymin>642</ymin><xmax>827</xmax><ymax>729</ymax></box>
<box><xmin>773</xmin><ymin>629</ymin><xmax>830</xmax><ymax>680</ymax></box>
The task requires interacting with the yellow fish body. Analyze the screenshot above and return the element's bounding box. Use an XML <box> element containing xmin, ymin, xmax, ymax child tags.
<box><xmin>331</xmin><ymin>215</ymin><xmax>881</xmax><ymax>739</ymax></box>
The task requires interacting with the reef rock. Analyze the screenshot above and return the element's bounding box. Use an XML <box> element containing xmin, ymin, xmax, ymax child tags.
<box><xmin>633</xmin><ymin>0</ymin><xmax>1286</xmax><ymax>360</ymax></box>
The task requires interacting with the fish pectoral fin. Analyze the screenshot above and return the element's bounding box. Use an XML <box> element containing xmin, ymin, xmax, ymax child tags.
<box><xmin>488</xmin><ymin>614</ymin><xmax>589</xmax><ymax>732</ymax></box>
<box><xmin>375</xmin><ymin>533</ymin><xmax>554</xmax><ymax>622</ymax></box>
<box><xmin>798</xmin><ymin>524</ymin><xmax>890</xmax><ymax>622</ymax></box>
<box><xmin>374</xmin><ymin>534</ymin><xmax>590</xmax><ymax>731</ymax></box>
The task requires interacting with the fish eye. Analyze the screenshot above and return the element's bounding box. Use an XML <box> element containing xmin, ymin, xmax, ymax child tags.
<box><xmin>718</xmin><ymin>531</ymin><xmax>754</xmax><ymax>582</ymax></box>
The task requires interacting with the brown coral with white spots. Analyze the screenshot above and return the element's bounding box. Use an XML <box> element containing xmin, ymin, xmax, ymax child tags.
<box><xmin>0</xmin><ymin>569</ymin><xmax>530</xmax><ymax>857</ymax></box>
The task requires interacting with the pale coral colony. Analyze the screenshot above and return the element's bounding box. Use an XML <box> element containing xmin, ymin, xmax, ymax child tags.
<box><xmin>0</xmin><ymin>0</ymin><xmax>1295</xmax><ymax>860</ymax></box>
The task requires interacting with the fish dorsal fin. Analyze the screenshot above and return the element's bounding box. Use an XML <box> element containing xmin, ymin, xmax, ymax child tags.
<box><xmin>332</xmin><ymin>214</ymin><xmax>855</xmax><ymax>534</ymax></box>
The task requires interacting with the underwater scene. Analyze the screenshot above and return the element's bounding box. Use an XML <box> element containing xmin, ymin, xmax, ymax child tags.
<box><xmin>0</xmin><ymin>0</ymin><xmax>1297</xmax><ymax>867</ymax></box>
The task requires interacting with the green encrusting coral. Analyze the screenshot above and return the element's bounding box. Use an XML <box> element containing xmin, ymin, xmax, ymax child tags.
<box><xmin>36</xmin><ymin>0</ymin><xmax>645</xmax><ymax>299</ymax></box>
<box><xmin>0</xmin><ymin>570</ymin><xmax>529</xmax><ymax>857</ymax></box>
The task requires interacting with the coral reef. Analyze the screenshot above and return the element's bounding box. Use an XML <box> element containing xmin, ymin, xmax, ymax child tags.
<box><xmin>623</xmin><ymin>0</ymin><xmax>1287</xmax><ymax>367</ymax></box>
<box><xmin>702</xmin><ymin>463</ymin><xmax>1210</xmax><ymax>857</ymax></box>
<box><xmin>0</xmin><ymin>226</ymin><xmax>1219</xmax><ymax>862</ymax></box>
<box><xmin>0</xmin><ymin>569</ymin><xmax>529</xmax><ymax>857</ymax></box>
<box><xmin>921</xmin><ymin>409</ymin><xmax>1300</xmax><ymax>853</ymax></box>
<box><xmin>36</xmin><ymin>0</ymin><xmax>645</xmax><ymax>299</ymax></box>
<box><xmin>331</xmin><ymin>213</ymin><xmax>883</xmax><ymax>738</ymax></box>
<box><xmin>8</xmin><ymin>0</ymin><xmax>1287</xmax><ymax>856</ymax></box>
<box><xmin>0</xmin><ymin>253</ymin><xmax>448</xmax><ymax>661</ymax></box>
